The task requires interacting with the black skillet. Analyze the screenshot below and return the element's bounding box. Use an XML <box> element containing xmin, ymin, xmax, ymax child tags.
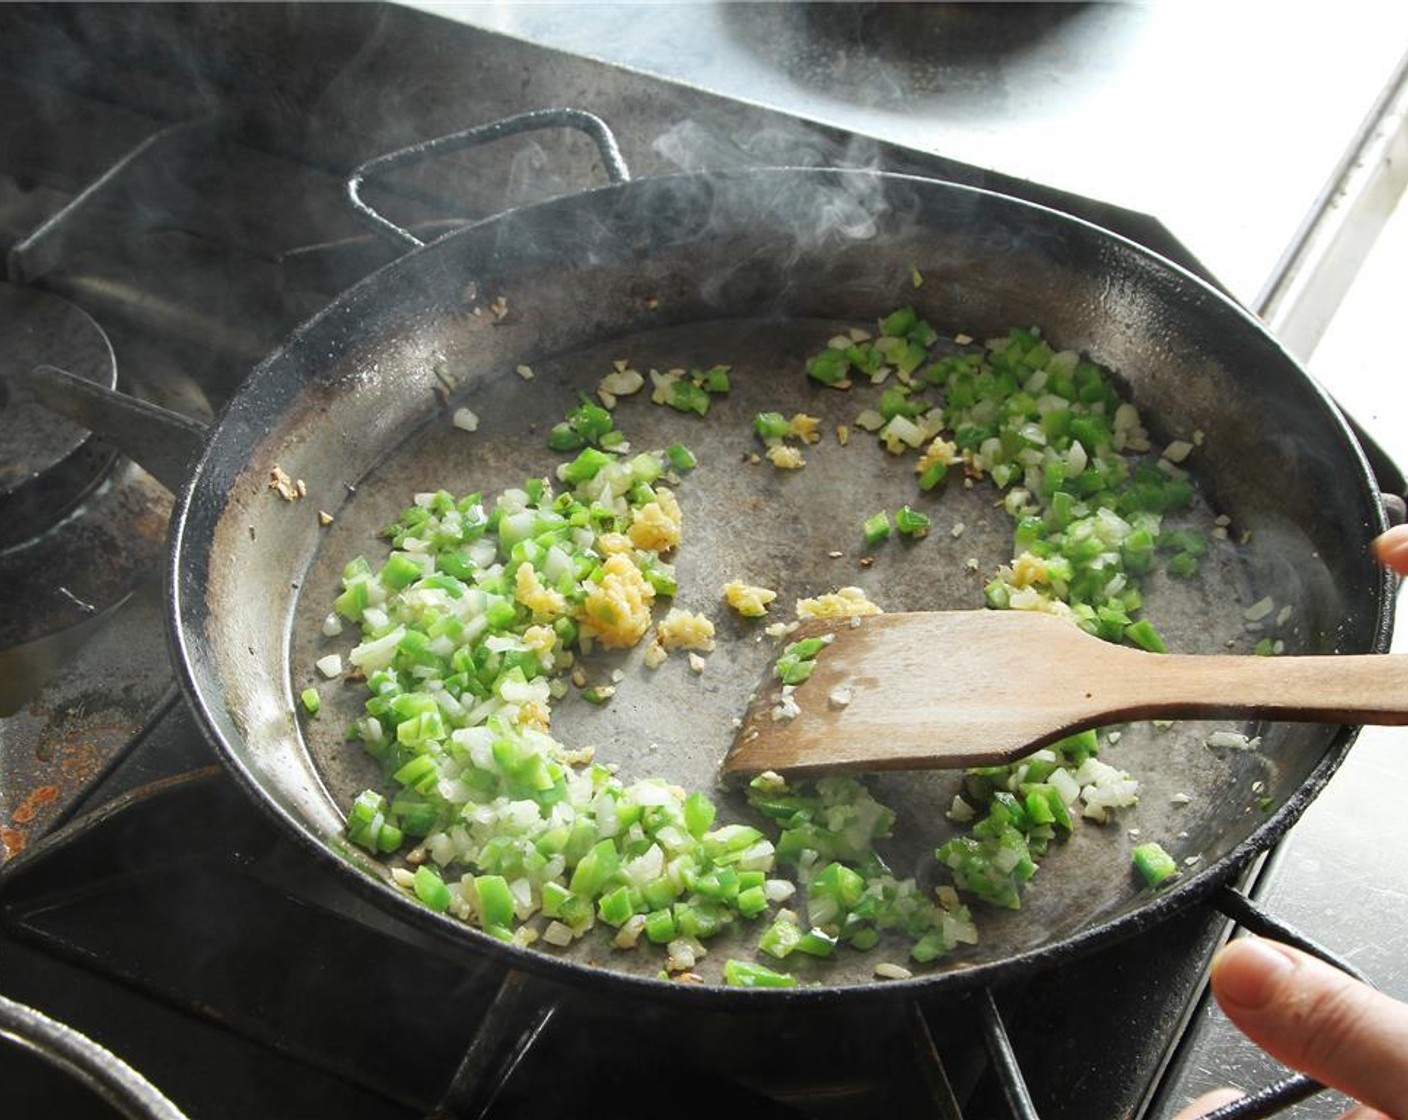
<box><xmin>20</xmin><ymin>110</ymin><xmax>1394</xmax><ymax>1004</ymax></box>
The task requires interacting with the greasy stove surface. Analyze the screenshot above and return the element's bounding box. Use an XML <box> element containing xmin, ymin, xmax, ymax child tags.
<box><xmin>1</xmin><ymin>4</ymin><xmax>1406</xmax><ymax>1118</ymax></box>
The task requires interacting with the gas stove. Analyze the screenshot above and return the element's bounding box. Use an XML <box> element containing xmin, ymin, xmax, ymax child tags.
<box><xmin>2</xmin><ymin>5</ymin><xmax>1407</xmax><ymax>1118</ymax></box>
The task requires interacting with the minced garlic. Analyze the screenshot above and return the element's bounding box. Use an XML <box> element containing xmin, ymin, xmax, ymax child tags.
<box><xmin>723</xmin><ymin>580</ymin><xmax>778</xmax><ymax>618</ymax></box>
<box><xmin>765</xmin><ymin>444</ymin><xmax>805</xmax><ymax>470</ymax></box>
<box><xmin>269</xmin><ymin>466</ymin><xmax>306</xmax><ymax>501</ymax></box>
<box><xmin>788</xmin><ymin>413</ymin><xmax>822</xmax><ymax>444</ymax></box>
<box><xmin>628</xmin><ymin>487</ymin><xmax>682</xmax><ymax>552</ymax></box>
<box><xmin>515</xmin><ymin>564</ymin><xmax>567</xmax><ymax>618</ymax></box>
<box><xmin>656</xmin><ymin>608</ymin><xmax>716</xmax><ymax>652</ymax></box>
<box><xmin>580</xmin><ymin>553</ymin><xmax>655</xmax><ymax>648</ymax></box>
<box><xmin>915</xmin><ymin>436</ymin><xmax>958</xmax><ymax>477</ymax></box>
<box><xmin>796</xmin><ymin>586</ymin><xmax>882</xmax><ymax>620</ymax></box>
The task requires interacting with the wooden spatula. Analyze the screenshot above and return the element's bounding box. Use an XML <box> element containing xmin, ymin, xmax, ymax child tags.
<box><xmin>723</xmin><ymin>610</ymin><xmax>1408</xmax><ymax>778</ymax></box>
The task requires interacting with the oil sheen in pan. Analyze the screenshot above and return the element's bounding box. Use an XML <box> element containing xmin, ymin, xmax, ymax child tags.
<box><xmin>291</xmin><ymin>316</ymin><xmax>1276</xmax><ymax>987</ymax></box>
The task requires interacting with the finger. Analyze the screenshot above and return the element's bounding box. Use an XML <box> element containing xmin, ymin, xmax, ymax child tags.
<box><xmin>1371</xmin><ymin>524</ymin><xmax>1408</xmax><ymax>576</ymax></box>
<box><xmin>1342</xmin><ymin>1106</ymin><xmax>1395</xmax><ymax>1120</ymax></box>
<box><xmin>1171</xmin><ymin>1087</ymin><xmax>1245</xmax><ymax>1119</ymax></box>
<box><xmin>1173</xmin><ymin>1088</ymin><xmax>1394</xmax><ymax>1120</ymax></box>
<box><xmin>1210</xmin><ymin>937</ymin><xmax>1408</xmax><ymax>1116</ymax></box>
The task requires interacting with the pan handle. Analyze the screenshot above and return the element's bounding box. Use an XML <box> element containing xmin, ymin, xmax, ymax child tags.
<box><xmin>427</xmin><ymin>968</ymin><xmax>559</xmax><ymax>1119</ymax></box>
<box><xmin>1188</xmin><ymin>885</ymin><xmax>1374</xmax><ymax>1119</ymax></box>
<box><xmin>345</xmin><ymin>108</ymin><xmax>631</xmax><ymax>252</ymax></box>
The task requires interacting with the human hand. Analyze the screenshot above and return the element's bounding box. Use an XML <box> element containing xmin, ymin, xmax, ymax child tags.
<box><xmin>1173</xmin><ymin>937</ymin><xmax>1408</xmax><ymax>1119</ymax></box>
<box><xmin>1176</xmin><ymin>526</ymin><xmax>1408</xmax><ymax>1119</ymax></box>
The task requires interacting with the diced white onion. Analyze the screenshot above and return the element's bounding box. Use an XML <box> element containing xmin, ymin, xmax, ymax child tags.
<box><xmin>1243</xmin><ymin>596</ymin><xmax>1275</xmax><ymax>622</ymax></box>
<box><xmin>613</xmin><ymin>914</ymin><xmax>647</xmax><ymax>949</ymax></box>
<box><xmin>763</xmin><ymin>879</ymin><xmax>796</xmax><ymax>903</ymax></box>
<box><xmin>1207</xmin><ymin>730</ymin><xmax>1261</xmax><ymax>751</ymax></box>
<box><xmin>1067</xmin><ymin>439</ymin><xmax>1089</xmax><ymax>477</ymax></box>
<box><xmin>348</xmin><ymin>625</ymin><xmax>405</xmax><ymax>671</ymax></box>
<box><xmin>946</xmin><ymin>796</ymin><xmax>975</xmax><ymax>823</ymax></box>
<box><xmin>542</xmin><ymin>921</ymin><xmax>576</xmax><ymax>947</ymax></box>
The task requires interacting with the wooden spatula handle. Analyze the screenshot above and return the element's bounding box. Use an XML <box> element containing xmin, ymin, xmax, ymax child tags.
<box><xmin>1126</xmin><ymin>652</ymin><xmax>1408</xmax><ymax>725</ymax></box>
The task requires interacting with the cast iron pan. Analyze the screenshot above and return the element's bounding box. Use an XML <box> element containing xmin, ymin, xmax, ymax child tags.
<box><xmin>168</xmin><ymin>115</ymin><xmax>1394</xmax><ymax>1003</ymax></box>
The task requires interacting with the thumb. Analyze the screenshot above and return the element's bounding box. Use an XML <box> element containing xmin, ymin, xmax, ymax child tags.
<box><xmin>1211</xmin><ymin>937</ymin><xmax>1408</xmax><ymax>1117</ymax></box>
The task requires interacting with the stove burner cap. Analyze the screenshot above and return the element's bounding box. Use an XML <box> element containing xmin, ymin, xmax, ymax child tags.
<box><xmin>0</xmin><ymin>282</ymin><xmax>119</xmax><ymax>546</ymax></box>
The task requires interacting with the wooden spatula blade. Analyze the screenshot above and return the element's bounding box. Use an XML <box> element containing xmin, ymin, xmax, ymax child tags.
<box><xmin>724</xmin><ymin>611</ymin><xmax>1130</xmax><ymax>777</ymax></box>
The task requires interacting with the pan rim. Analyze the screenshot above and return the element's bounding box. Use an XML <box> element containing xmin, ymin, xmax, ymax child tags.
<box><xmin>167</xmin><ymin>165</ymin><xmax>1395</xmax><ymax>1005</ymax></box>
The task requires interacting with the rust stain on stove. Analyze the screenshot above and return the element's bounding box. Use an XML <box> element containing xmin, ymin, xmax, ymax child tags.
<box><xmin>40</xmin><ymin>722</ymin><xmax>131</xmax><ymax>764</ymax></box>
<box><xmin>58</xmin><ymin>742</ymin><xmax>107</xmax><ymax>785</ymax></box>
<box><xmin>1</xmin><ymin>828</ymin><xmax>26</xmax><ymax>858</ymax></box>
<box><xmin>11</xmin><ymin>784</ymin><xmax>60</xmax><ymax>824</ymax></box>
<box><xmin>2</xmin><ymin>734</ymin><xmax>114</xmax><ymax>851</ymax></box>
<box><xmin>40</xmin><ymin>748</ymin><xmax>104</xmax><ymax>795</ymax></box>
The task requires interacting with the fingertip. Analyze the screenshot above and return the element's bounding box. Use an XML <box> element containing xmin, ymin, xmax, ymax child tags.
<box><xmin>1210</xmin><ymin>936</ymin><xmax>1295</xmax><ymax>1011</ymax></box>
<box><xmin>1209</xmin><ymin>938</ymin><xmax>1408</xmax><ymax>1114</ymax></box>
<box><xmin>1371</xmin><ymin>524</ymin><xmax>1408</xmax><ymax>575</ymax></box>
<box><xmin>1171</xmin><ymin>1087</ymin><xmax>1245</xmax><ymax>1120</ymax></box>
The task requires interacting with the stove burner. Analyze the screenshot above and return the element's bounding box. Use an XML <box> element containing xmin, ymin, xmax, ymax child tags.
<box><xmin>0</xmin><ymin>281</ymin><xmax>170</xmax><ymax>663</ymax></box>
<box><xmin>0</xmin><ymin>281</ymin><xmax>118</xmax><ymax>547</ymax></box>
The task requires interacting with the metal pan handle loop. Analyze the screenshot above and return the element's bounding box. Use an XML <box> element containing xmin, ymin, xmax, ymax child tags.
<box><xmin>345</xmin><ymin>108</ymin><xmax>631</xmax><ymax>251</ymax></box>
